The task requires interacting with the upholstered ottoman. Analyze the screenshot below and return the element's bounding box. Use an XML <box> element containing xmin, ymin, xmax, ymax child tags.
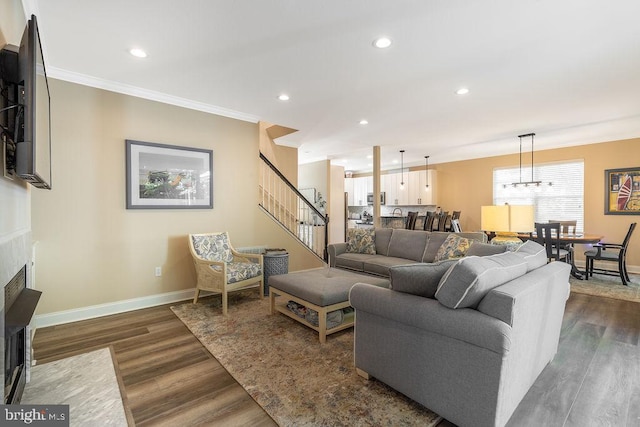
<box><xmin>269</xmin><ymin>267</ymin><xmax>390</xmax><ymax>343</ymax></box>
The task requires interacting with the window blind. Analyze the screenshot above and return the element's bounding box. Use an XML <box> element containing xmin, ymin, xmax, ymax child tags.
<box><xmin>493</xmin><ymin>160</ymin><xmax>584</xmax><ymax>231</ymax></box>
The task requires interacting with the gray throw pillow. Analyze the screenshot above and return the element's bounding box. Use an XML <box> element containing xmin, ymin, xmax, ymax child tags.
<box><xmin>389</xmin><ymin>260</ymin><xmax>458</xmax><ymax>298</ymax></box>
<box><xmin>435</xmin><ymin>252</ymin><xmax>528</xmax><ymax>309</ymax></box>
<box><xmin>466</xmin><ymin>242</ymin><xmax>508</xmax><ymax>257</ymax></box>
<box><xmin>513</xmin><ymin>240</ymin><xmax>547</xmax><ymax>271</ymax></box>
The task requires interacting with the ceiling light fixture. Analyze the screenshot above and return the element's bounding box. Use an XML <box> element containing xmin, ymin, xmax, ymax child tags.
<box><xmin>373</xmin><ymin>37</ymin><xmax>392</xmax><ymax>49</ymax></box>
<box><xmin>455</xmin><ymin>87</ymin><xmax>469</xmax><ymax>95</ymax></box>
<box><xmin>399</xmin><ymin>150</ymin><xmax>405</xmax><ymax>190</ymax></box>
<box><xmin>359</xmin><ymin>119</ymin><xmax>369</xmax><ymax>125</ymax></box>
<box><xmin>424</xmin><ymin>155</ymin><xmax>430</xmax><ymax>189</ymax></box>
<box><xmin>507</xmin><ymin>133</ymin><xmax>552</xmax><ymax>189</ymax></box>
<box><xmin>129</xmin><ymin>48</ymin><xmax>147</xmax><ymax>58</ymax></box>
<box><xmin>278</xmin><ymin>94</ymin><xmax>290</xmax><ymax>101</ymax></box>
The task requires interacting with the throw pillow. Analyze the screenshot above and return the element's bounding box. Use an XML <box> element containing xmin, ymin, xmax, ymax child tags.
<box><xmin>192</xmin><ymin>233</ymin><xmax>233</xmax><ymax>263</ymax></box>
<box><xmin>346</xmin><ymin>228</ymin><xmax>376</xmax><ymax>254</ymax></box>
<box><xmin>435</xmin><ymin>252</ymin><xmax>528</xmax><ymax>309</ymax></box>
<box><xmin>466</xmin><ymin>242</ymin><xmax>508</xmax><ymax>257</ymax></box>
<box><xmin>513</xmin><ymin>240</ymin><xmax>547</xmax><ymax>271</ymax></box>
<box><xmin>389</xmin><ymin>260</ymin><xmax>458</xmax><ymax>298</ymax></box>
<box><xmin>434</xmin><ymin>234</ymin><xmax>472</xmax><ymax>262</ymax></box>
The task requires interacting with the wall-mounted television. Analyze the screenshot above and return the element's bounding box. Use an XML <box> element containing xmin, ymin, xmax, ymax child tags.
<box><xmin>0</xmin><ymin>14</ymin><xmax>51</xmax><ymax>189</ymax></box>
<box><xmin>17</xmin><ymin>15</ymin><xmax>52</xmax><ymax>189</ymax></box>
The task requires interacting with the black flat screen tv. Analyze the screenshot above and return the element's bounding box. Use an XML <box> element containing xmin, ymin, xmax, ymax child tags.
<box><xmin>16</xmin><ymin>14</ymin><xmax>51</xmax><ymax>189</ymax></box>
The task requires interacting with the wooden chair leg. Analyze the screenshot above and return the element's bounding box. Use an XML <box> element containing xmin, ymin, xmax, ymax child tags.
<box><xmin>222</xmin><ymin>289</ymin><xmax>228</xmax><ymax>316</ymax></box>
<box><xmin>193</xmin><ymin>288</ymin><xmax>200</xmax><ymax>303</ymax></box>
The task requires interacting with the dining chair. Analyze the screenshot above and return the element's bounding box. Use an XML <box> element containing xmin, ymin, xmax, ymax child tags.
<box><xmin>584</xmin><ymin>222</ymin><xmax>636</xmax><ymax>286</ymax></box>
<box><xmin>548</xmin><ymin>219</ymin><xmax>578</xmax><ymax>263</ymax></box>
<box><xmin>405</xmin><ymin>211</ymin><xmax>419</xmax><ymax>230</ymax></box>
<box><xmin>423</xmin><ymin>212</ymin><xmax>436</xmax><ymax>231</ymax></box>
<box><xmin>188</xmin><ymin>232</ymin><xmax>264</xmax><ymax>315</ymax></box>
<box><xmin>534</xmin><ymin>222</ymin><xmax>570</xmax><ymax>263</ymax></box>
<box><xmin>452</xmin><ymin>211</ymin><xmax>461</xmax><ymax>221</ymax></box>
<box><xmin>451</xmin><ymin>218</ymin><xmax>462</xmax><ymax>232</ymax></box>
<box><xmin>549</xmin><ymin>220</ymin><xmax>577</xmax><ymax>234</ymax></box>
<box><xmin>437</xmin><ymin>211</ymin><xmax>449</xmax><ymax>232</ymax></box>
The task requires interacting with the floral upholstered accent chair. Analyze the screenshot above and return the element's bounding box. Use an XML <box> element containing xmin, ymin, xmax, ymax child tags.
<box><xmin>188</xmin><ymin>232</ymin><xmax>263</xmax><ymax>315</ymax></box>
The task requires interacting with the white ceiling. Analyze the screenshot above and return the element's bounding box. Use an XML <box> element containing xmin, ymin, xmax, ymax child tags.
<box><xmin>27</xmin><ymin>0</ymin><xmax>640</xmax><ymax>172</ymax></box>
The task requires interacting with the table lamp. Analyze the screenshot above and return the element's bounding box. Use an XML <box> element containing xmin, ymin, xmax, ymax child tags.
<box><xmin>481</xmin><ymin>205</ymin><xmax>534</xmax><ymax>243</ymax></box>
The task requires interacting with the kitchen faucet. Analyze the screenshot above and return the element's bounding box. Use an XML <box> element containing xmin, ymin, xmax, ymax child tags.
<box><xmin>392</xmin><ymin>208</ymin><xmax>403</xmax><ymax>217</ymax></box>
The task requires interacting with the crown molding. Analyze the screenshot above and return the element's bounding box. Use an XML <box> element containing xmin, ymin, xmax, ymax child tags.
<box><xmin>47</xmin><ymin>66</ymin><xmax>261</xmax><ymax>123</ymax></box>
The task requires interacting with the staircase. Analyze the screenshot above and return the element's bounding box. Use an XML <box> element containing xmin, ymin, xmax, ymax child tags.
<box><xmin>259</xmin><ymin>153</ymin><xmax>329</xmax><ymax>261</ymax></box>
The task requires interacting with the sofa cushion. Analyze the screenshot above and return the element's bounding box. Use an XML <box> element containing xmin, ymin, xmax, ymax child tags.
<box><xmin>387</xmin><ymin>229</ymin><xmax>429</xmax><ymax>262</ymax></box>
<box><xmin>374</xmin><ymin>228</ymin><xmax>394</xmax><ymax>256</ymax></box>
<box><xmin>334</xmin><ymin>253</ymin><xmax>377</xmax><ymax>272</ymax></box>
<box><xmin>513</xmin><ymin>240</ymin><xmax>547</xmax><ymax>271</ymax></box>
<box><xmin>389</xmin><ymin>260</ymin><xmax>458</xmax><ymax>298</ymax></box>
<box><xmin>435</xmin><ymin>252</ymin><xmax>528</xmax><ymax>309</ymax></box>
<box><xmin>466</xmin><ymin>241</ymin><xmax>508</xmax><ymax>257</ymax></box>
<box><xmin>363</xmin><ymin>256</ymin><xmax>419</xmax><ymax>277</ymax></box>
<box><xmin>346</xmin><ymin>228</ymin><xmax>376</xmax><ymax>254</ymax></box>
<box><xmin>434</xmin><ymin>234</ymin><xmax>472</xmax><ymax>261</ymax></box>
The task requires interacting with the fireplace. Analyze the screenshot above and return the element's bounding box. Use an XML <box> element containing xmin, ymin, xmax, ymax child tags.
<box><xmin>4</xmin><ymin>265</ymin><xmax>41</xmax><ymax>404</ymax></box>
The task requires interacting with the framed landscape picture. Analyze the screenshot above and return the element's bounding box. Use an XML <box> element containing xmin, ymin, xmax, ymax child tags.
<box><xmin>604</xmin><ymin>167</ymin><xmax>640</xmax><ymax>215</ymax></box>
<box><xmin>126</xmin><ymin>140</ymin><xmax>213</xmax><ymax>209</ymax></box>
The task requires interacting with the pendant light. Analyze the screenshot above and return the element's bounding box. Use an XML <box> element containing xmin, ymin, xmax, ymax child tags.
<box><xmin>399</xmin><ymin>150</ymin><xmax>405</xmax><ymax>189</ymax></box>
<box><xmin>508</xmin><ymin>133</ymin><xmax>552</xmax><ymax>189</ymax></box>
<box><xmin>424</xmin><ymin>155</ymin><xmax>430</xmax><ymax>189</ymax></box>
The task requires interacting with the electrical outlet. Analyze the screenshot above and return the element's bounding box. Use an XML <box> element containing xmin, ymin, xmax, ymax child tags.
<box><xmin>155</xmin><ymin>266</ymin><xmax>162</xmax><ymax>277</ymax></box>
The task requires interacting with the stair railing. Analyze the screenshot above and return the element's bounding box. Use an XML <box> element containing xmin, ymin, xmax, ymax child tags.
<box><xmin>259</xmin><ymin>152</ymin><xmax>329</xmax><ymax>261</ymax></box>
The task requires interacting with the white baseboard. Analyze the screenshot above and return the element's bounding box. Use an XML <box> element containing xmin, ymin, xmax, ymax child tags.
<box><xmin>33</xmin><ymin>288</ymin><xmax>196</xmax><ymax>329</ymax></box>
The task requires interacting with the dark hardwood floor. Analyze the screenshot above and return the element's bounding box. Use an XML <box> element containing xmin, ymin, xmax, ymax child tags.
<box><xmin>32</xmin><ymin>293</ymin><xmax>640</xmax><ymax>427</ymax></box>
<box><xmin>32</xmin><ymin>299</ymin><xmax>277</xmax><ymax>426</ymax></box>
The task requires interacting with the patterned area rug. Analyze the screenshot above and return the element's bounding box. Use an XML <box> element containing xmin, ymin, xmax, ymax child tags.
<box><xmin>569</xmin><ymin>272</ymin><xmax>640</xmax><ymax>303</ymax></box>
<box><xmin>171</xmin><ymin>292</ymin><xmax>442</xmax><ymax>427</ymax></box>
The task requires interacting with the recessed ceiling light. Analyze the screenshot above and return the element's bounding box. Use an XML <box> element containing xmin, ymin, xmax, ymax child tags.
<box><xmin>359</xmin><ymin>119</ymin><xmax>369</xmax><ymax>125</ymax></box>
<box><xmin>373</xmin><ymin>37</ymin><xmax>392</xmax><ymax>49</ymax></box>
<box><xmin>278</xmin><ymin>94</ymin><xmax>290</xmax><ymax>101</ymax></box>
<box><xmin>455</xmin><ymin>87</ymin><xmax>469</xmax><ymax>95</ymax></box>
<box><xmin>129</xmin><ymin>48</ymin><xmax>147</xmax><ymax>58</ymax></box>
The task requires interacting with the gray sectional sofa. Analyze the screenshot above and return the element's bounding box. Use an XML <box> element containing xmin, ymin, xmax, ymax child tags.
<box><xmin>328</xmin><ymin>228</ymin><xmax>488</xmax><ymax>277</ymax></box>
<box><xmin>349</xmin><ymin>240</ymin><xmax>571</xmax><ymax>427</ymax></box>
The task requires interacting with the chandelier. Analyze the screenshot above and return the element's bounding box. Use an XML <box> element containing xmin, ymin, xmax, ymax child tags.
<box><xmin>508</xmin><ymin>133</ymin><xmax>552</xmax><ymax>189</ymax></box>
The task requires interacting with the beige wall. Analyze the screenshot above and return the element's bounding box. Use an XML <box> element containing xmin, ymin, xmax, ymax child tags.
<box><xmin>433</xmin><ymin>137</ymin><xmax>640</xmax><ymax>268</ymax></box>
<box><xmin>31</xmin><ymin>80</ymin><xmax>320</xmax><ymax>315</ymax></box>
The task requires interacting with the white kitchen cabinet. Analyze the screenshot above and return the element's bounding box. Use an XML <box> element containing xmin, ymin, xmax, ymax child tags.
<box><xmin>345</xmin><ymin>176</ymin><xmax>371</xmax><ymax>206</ymax></box>
<box><xmin>419</xmin><ymin>170</ymin><xmax>437</xmax><ymax>205</ymax></box>
<box><xmin>344</xmin><ymin>178</ymin><xmax>355</xmax><ymax>206</ymax></box>
<box><xmin>383</xmin><ymin>172</ymin><xmax>409</xmax><ymax>205</ymax></box>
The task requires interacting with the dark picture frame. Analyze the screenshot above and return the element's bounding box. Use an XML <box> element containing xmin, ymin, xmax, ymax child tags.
<box><xmin>125</xmin><ymin>140</ymin><xmax>213</xmax><ymax>209</ymax></box>
<box><xmin>604</xmin><ymin>167</ymin><xmax>640</xmax><ymax>215</ymax></box>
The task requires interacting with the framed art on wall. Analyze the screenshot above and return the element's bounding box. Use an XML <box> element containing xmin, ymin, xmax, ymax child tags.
<box><xmin>126</xmin><ymin>139</ymin><xmax>213</xmax><ymax>209</ymax></box>
<box><xmin>604</xmin><ymin>167</ymin><xmax>640</xmax><ymax>215</ymax></box>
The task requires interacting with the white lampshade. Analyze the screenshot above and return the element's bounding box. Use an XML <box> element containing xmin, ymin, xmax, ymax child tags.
<box><xmin>509</xmin><ymin>205</ymin><xmax>535</xmax><ymax>233</ymax></box>
<box><xmin>481</xmin><ymin>205</ymin><xmax>534</xmax><ymax>233</ymax></box>
<box><xmin>481</xmin><ymin>205</ymin><xmax>510</xmax><ymax>232</ymax></box>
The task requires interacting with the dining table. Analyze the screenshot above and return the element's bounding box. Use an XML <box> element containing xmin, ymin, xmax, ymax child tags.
<box><xmin>518</xmin><ymin>233</ymin><xmax>604</xmax><ymax>279</ymax></box>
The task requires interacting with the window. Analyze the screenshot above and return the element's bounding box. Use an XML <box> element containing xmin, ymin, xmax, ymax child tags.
<box><xmin>493</xmin><ymin>160</ymin><xmax>584</xmax><ymax>231</ymax></box>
